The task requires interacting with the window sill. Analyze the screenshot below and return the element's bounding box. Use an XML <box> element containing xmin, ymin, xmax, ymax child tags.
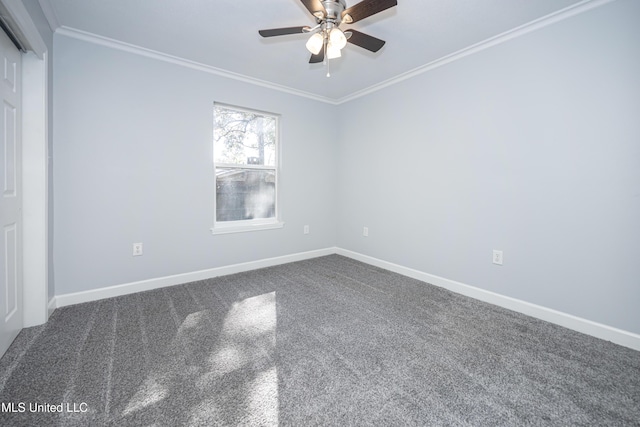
<box><xmin>210</xmin><ymin>221</ymin><xmax>285</xmax><ymax>235</ymax></box>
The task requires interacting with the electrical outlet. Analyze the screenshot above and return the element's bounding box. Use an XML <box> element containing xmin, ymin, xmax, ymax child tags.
<box><xmin>363</xmin><ymin>227</ymin><xmax>369</xmax><ymax>237</ymax></box>
<box><xmin>133</xmin><ymin>242</ymin><xmax>143</xmax><ymax>256</ymax></box>
<box><xmin>304</xmin><ymin>225</ymin><xmax>309</xmax><ymax>235</ymax></box>
<box><xmin>493</xmin><ymin>250</ymin><xmax>503</xmax><ymax>265</ymax></box>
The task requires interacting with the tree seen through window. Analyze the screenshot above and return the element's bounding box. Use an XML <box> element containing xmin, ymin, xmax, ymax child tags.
<box><xmin>213</xmin><ymin>104</ymin><xmax>278</xmax><ymax>223</ymax></box>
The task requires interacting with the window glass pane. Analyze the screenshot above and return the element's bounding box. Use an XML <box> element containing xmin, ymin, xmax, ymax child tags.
<box><xmin>216</xmin><ymin>168</ymin><xmax>276</xmax><ymax>221</ymax></box>
<box><xmin>214</xmin><ymin>105</ymin><xmax>276</xmax><ymax>166</ymax></box>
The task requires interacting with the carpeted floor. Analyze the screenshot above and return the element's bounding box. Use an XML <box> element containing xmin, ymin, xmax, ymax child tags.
<box><xmin>1</xmin><ymin>254</ymin><xmax>639</xmax><ymax>426</ymax></box>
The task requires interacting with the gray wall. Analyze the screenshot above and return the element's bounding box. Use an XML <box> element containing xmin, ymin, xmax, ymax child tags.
<box><xmin>53</xmin><ymin>35</ymin><xmax>338</xmax><ymax>295</ymax></box>
<box><xmin>336</xmin><ymin>0</ymin><xmax>640</xmax><ymax>334</ymax></box>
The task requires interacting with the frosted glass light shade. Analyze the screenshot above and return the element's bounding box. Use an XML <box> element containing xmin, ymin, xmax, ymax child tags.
<box><xmin>327</xmin><ymin>42</ymin><xmax>342</xmax><ymax>59</ymax></box>
<box><xmin>329</xmin><ymin>28</ymin><xmax>347</xmax><ymax>50</ymax></box>
<box><xmin>306</xmin><ymin>33</ymin><xmax>324</xmax><ymax>55</ymax></box>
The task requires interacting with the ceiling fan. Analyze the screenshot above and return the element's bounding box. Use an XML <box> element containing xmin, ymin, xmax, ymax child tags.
<box><xmin>259</xmin><ymin>0</ymin><xmax>398</xmax><ymax>76</ymax></box>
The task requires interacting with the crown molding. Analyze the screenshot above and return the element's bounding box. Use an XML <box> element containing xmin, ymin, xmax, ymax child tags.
<box><xmin>334</xmin><ymin>0</ymin><xmax>617</xmax><ymax>104</ymax></box>
<box><xmin>53</xmin><ymin>0</ymin><xmax>614</xmax><ymax>105</ymax></box>
<box><xmin>55</xmin><ymin>26</ymin><xmax>340</xmax><ymax>105</ymax></box>
<box><xmin>38</xmin><ymin>0</ymin><xmax>60</xmax><ymax>33</ymax></box>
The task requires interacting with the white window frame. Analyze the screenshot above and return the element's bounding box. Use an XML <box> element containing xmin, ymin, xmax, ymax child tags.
<box><xmin>211</xmin><ymin>103</ymin><xmax>283</xmax><ymax>235</ymax></box>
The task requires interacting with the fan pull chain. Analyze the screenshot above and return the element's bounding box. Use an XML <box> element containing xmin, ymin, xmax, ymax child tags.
<box><xmin>324</xmin><ymin>39</ymin><xmax>330</xmax><ymax>77</ymax></box>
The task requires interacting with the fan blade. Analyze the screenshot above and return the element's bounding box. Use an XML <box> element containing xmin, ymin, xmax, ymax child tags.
<box><xmin>259</xmin><ymin>26</ymin><xmax>307</xmax><ymax>37</ymax></box>
<box><xmin>309</xmin><ymin>48</ymin><xmax>325</xmax><ymax>63</ymax></box>
<box><xmin>342</xmin><ymin>0</ymin><xmax>397</xmax><ymax>24</ymax></box>
<box><xmin>300</xmin><ymin>0</ymin><xmax>325</xmax><ymax>18</ymax></box>
<box><xmin>346</xmin><ymin>29</ymin><xmax>385</xmax><ymax>52</ymax></box>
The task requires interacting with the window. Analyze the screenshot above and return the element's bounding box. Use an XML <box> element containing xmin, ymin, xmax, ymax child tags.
<box><xmin>212</xmin><ymin>103</ymin><xmax>282</xmax><ymax>234</ymax></box>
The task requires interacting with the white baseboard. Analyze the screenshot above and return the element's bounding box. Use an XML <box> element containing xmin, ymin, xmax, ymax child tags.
<box><xmin>50</xmin><ymin>246</ymin><xmax>640</xmax><ymax>352</ymax></box>
<box><xmin>51</xmin><ymin>247</ymin><xmax>336</xmax><ymax>310</ymax></box>
<box><xmin>336</xmin><ymin>248</ymin><xmax>640</xmax><ymax>352</ymax></box>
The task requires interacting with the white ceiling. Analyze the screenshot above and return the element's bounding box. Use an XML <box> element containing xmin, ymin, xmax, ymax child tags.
<box><xmin>41</xmin><ymin>0</ymin><xmax>588</xmax><ymax>102</ymax></box>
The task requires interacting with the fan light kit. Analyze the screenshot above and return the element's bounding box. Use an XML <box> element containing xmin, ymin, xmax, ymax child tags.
<box><xmin>259</xmin><ymin>0</ymin><xmax>398</xmax><ymax>77</ymax></box>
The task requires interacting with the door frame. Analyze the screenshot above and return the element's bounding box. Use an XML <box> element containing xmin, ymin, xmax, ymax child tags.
<box><xmin>1</xmin><ymin>0</ymin><xmax>49</xmax><ymax>327</ymax></box>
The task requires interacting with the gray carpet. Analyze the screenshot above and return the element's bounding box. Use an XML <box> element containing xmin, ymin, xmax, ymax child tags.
<box><xmin>1</xmin><ymin>255</ymin><xmax>639</xmax><ymax>426</ymax></box>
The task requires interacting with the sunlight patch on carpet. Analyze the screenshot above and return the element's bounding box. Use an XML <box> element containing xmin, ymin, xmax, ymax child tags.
<box><xmin>122</xmin><ymin>376</ymin><xmax>168</xmax><ymax>416</ymax></box>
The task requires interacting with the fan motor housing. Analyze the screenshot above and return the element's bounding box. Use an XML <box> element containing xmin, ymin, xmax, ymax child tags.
<box><xmin>321</xmin><ymin>0</ymin><xmax>346</xmax><ymax>21</ymax></box>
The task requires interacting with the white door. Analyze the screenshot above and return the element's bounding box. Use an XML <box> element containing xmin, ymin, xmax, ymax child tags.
<box><xmin>0</xmin><ymin>28</ymin><xmax>22</xmax><ymax>357</ymax></box>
